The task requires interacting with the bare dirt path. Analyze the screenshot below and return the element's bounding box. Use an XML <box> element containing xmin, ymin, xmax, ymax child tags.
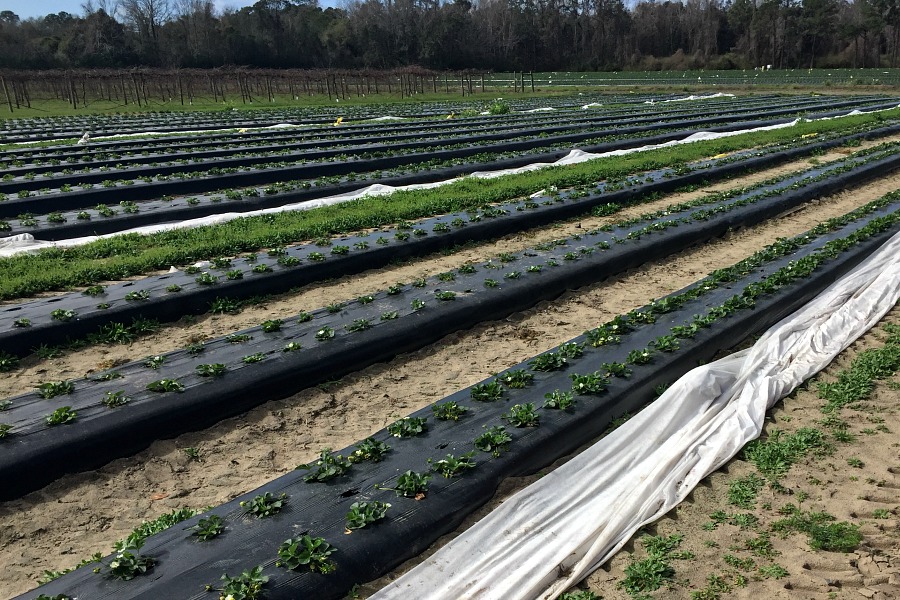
<box><xmin>2</xmin><ymin>147</ymin><xmax>900</xmax><ymax>599</ymax></box>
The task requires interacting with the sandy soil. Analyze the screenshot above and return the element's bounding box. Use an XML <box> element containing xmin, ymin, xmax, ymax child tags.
<box><xmin>2</xmin><ymin>144</ymin><xmax>900</xmax><ymax>599</ymax></box>
<box><xmin>579</xmin><ymin>309</ymin><xmax>900</xmax><ymax>600</ymax></box>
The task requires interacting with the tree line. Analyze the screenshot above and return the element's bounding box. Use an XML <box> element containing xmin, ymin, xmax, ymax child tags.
<box><xmin>1</xmin><ymin>0</ymin><xmax>899</xmax><ymax>72</ymax></box>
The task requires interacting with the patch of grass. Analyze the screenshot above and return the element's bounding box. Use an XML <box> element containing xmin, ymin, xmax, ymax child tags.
<box><xmin>742</xmin><ymin>428</ymin><xmax>829</xmax><ymax>481</ymax></box>
<box><xmin>618</xmin><ymin>534</ymin><xmax>691</xmax><ymax>597</ymax></box>
<box><xmin>772</xmin><ymin>505</ymin><xmax>862</xmax><ymax>552</ymax></box>
<box><xmin>727</xmin><ymin>472</ymin><xmax>765</xmax><ymax>509</ymax></box>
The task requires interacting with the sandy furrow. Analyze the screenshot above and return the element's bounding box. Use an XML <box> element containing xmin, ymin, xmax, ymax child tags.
<box><xmin>2</xmin><ymin>160</ymin><xmax>899</xmax><ymax>597</ymax></box>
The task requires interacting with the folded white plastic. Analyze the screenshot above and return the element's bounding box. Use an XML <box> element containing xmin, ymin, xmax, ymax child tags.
<box><xmin>372</xmin><ymin>229</ymin><xmax>900</xmax><ymax>600</ymax></box>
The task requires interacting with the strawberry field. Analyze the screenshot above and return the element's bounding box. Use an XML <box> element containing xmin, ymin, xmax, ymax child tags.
<box><xmin>2</xmin><ymin>92</ymin><xmax>900</xmax><ymax>600</ymax></box>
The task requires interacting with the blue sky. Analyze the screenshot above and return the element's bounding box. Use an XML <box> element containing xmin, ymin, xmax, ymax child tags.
<box><xmin>3</xmin><ymin>0</ymin><xmax>294</xmax><ymax>21</ymax></box>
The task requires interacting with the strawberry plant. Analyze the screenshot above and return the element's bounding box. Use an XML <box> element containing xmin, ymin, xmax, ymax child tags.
<box><xmin>225</xmin><ymin>333</ymin><xmax>252</xmax><ymax>343</ymax></box>
<box><xmin>125</xmin><ymin>290</ymin><xmax>151</xmax><ymax>302</ymax></box>
<box><xmin>82</xmin><ymin>285</ymin><xmax>105</xmax><ymax>296</ymax></box>
<box><xmin>240</xmin><ymin>492</ymin><xmax>287</xmax><ymax>518</ymax></box>
<box><xmin>315</xmin><ymin>326</ymin><xmax>335</xmax><ymax>341</ymax></box>
<box><xmin>346</xmin><ymin>501</ymin><xmax>391</xmax><ymax>530</ymax></box>
<box><xmin>106</xmin><ymin>540</ymin><xmax>155</xmax><ymax>581</ymax></box>
<box><xmin>211</xmin><ymin>298</ymin><xmax>242</xmax><ymax>314</ymax></box>
<box><xmin>326</xmin><ymin>302</ymin><xmax>344</xmax><ymax>313</ymax></box>
<box><xmin>196</xmin><ymin>363</ymin><xmax>227</xmax><ymax>377</ymax></box>
<box><xmin>0</xmin><ymin>352</ymin><xmax>18</xmax><ymax>371</ymax></box>
<box><xmin>457</xmin><ymin>263</ymin><xmax>477</xmax><ymax>274</ymax></box>
<box><xmin>383</xmin><ymin>470</ymin><xmax>430</xmax><ymax>498</ymax></box>
<box><xmin>543</xmin><ymin>390</ymin><xmax>576</xmax><ymax>410</ymax></box>
<box><xmin>242</xmin><ymin>353</ymin><xmax>265</xmax><ymax>364</ymax></box>
<box><xmin>195</xmin><ymin>272</ymin><xmax>218</xmax><ymax>285</ymax></box>
<box><xmin>503</xmin><ymin>403</ymin><xmax>540</xmax><ymax>427</ymax></box>
<box><xmin>251</xmin><ymin>264</ymin><xmax>272</xmax><ymax>274</ymax></box>
<box><xmin>474</xmin><ymin>426</ymin><xmax>512</xmax><ymax>457</ymax></box>
<box><xmin>145</xmin><ymin>355</ymin><xmax>166</xmax><ymax>369</ymax></box>
<box><xmin>226</xmin><ymin>270</ymin><xmax>244</xmax><ymax>280</ymax></box>
<box><xmin>349</xmin><ymin>438</ymin><xmax>391</xmax><ymax>463</ymax></box>
<box><xmin>277</xmin><ymin>535</ymin><xmax>336</xmax><ymax>574</ymax></box>
<box><xmin>411</xmin><ymin>298</ymin><xmax>426</xmax><ymax>311</ymax></box>
<box><xmin>308</xmin><ymin>251</ymin><xmax>326</xmax><ymax>261</ymax></box>
<box><xmin>102</xmin><ymin>391</ymin><xmax>130</xmax><ymax>408</ymax></box>
<box><xmin>432</xmin><ymin>401</ymin><xmax>468</xmax><ymax>421</ymax></box>
<box><xmin>497</xmin><ymin>369</ymin><xmax>534</xmax><ymax>388</ymax></box>
<box><xmin>387</xmin><ymin>416</ymin><xmax>428</xmax><ymax>438</ymax></box>
<box><xmin>601</xmin><ymin>362</ymin><xmax>632</xmax><ymax>378</ymax></box>
<box><xmin>282</xmin><ymin>341</ymin><xmax>302</xmax><ymax>352</ymax></box>
<box><xmin>13</xmin><ymin>318</ymin><xmax>30</xmax><ymax>328</ymax></box>
<box><xmin>37</xmin><ymin>380</ymin><xmax>74</xmax><ymax>399</ymax></box>
<box><xmin>626</xmin><ymin>348</ymin><xmax>654</xmax><ymax>365</ymax></box>
<box><xmin>570</xmin><ymin>372</ymin><xmax>610</xmax><ymax>394</ymax></box>
<box><xmin>357</xmin><ymin>294</ymin><xmax>375</xmax><ymax>304</ymax></box>
<box><xmin>166</xmin><ymin>284</ymin><xmax>182</xmax><ymax>293</ymax></box>
<box><xmin>435</xmin><ymin>291</ymin><xmax>456</xmax><ymax>301</ymax></box>
<box><xmin>0</xmin><ymin>424</ymin><xmax>12</xmax><ymax>439</ymax></box>
<box><xmin>381</xmin><ymin>310</ymin><xmax>399</xmax><ymax>320</ymax></box>
<box><xmin>429</xmin><ymin>452</ymin><xmax>477</xmax><ymax>478</ymax></box>
<box><xmin>471</xmin><ymin>380</ymin><xmax>504</xmax><ymax>402</ymax></box>
<box><xmin>296</xmin><ymin>311</ymin><xmax>313</xmax><ymax>323</ymax></box>
<box><xmin>296</xmin><ymin>448</ymin><xmax>352</xmax><ymax>482</ymax></box>
<box><xmin>191</xmin><ymin>515</ymin><xmax>225</xmax><ymax>541</ymax></box>
<box><xmin>484</xmin><ymin>279</ymin><xmax>499</xmax><ymax>288</ymax></box>
<box><xmin>260</xmin><ymin>319</ymin><xmax>282</xmax><ymax>333</ymax></box>
<box><xmin>146</xmin><ymin>379</ymin><xmax>184</xmax><ymax>393</ymax></box>
<box><xmin>387</xmin><ymin>283</ymin><xmax>404</xmax><ymax>295</ymax></box>
<box><xmin>346</xmin><ymin>318</ymin><xmax>372</xmax><ymax>332</ymax></box>
<box><xmin>46</xmin><ymin>406</ymin><xmax>77</xmax><ymax>426</ymax></box>
<box><xmin>436</xmin><ymin>272</ymin><xmax>455</xmax><ymax>282</ymax></box>
<box><xmin>186</xmin><ymin>342</ymin><xmax>205</xmax><ymax>355</ymax></box>
<box><xmin>50</xmin><ymin>309</ymin><xmax>77</xmax><ymax>322</ymax></box>
<box><xmin>219</xmin><ymin>565</ymin><xmax>268</xmax><ymax>600</ymax></box>
<box><xmin>650</xmin><ymin>335</ymin><xmax>680</xmax><ymax>353</ymax></box>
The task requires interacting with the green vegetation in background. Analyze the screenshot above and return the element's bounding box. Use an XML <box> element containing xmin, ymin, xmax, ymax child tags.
<box><xmin>0</xmin><ymin>108</ymin><xmax>896</xmax><ymax>302</ymax></box>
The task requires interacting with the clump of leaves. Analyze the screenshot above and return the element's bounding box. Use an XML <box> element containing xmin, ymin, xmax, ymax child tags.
<box><xmin>37</xmin><ymin>380</ymin><xmax>74</xmax><ymax>399</ymax></box>
<box><xmin>432</xmin><ymin>401</ymin><xmax>468</xmax><ymax>421</ymax></box>
<box><xmin>145</xmin><ymin>355</ymin><xmax>166</xmax><ymax>369</ymax></box>
<box><xmin>191</xmin><ymin>514</ymin><xmax>225</xmax><ymax>541</ymax></box>
<box><xmin>497</xmin><ymin>369</ymin><xmax>534</xmax><ymax>388</ymax></box>
<box><xmin>260</xmin><ymin>319</ymin><xmax>282</xmax><ymax>333</ymax></box>
<box><xmin>543</xmin><ymin>390</ymin><xmax>575</xmax><ymax>410</ymax></box>
<box><xmin>471</xmin><ymin>380</ymin><xmax>504</xmax><ymax>402</ymax></box>
<box><xmin>196</xmin><ymin>363</ymin><xmax>227</xmax><ymax>377</ymax></box>
<box><xmin>503</xmin><ymin>403</ymin><xmax>540</xmax><ymax>427</ymax></box>
<box><xmin>0</xmin><ymin>424</ymin><xmax>12</xmax><ymax>439</ymax></box>
<box><xmin>219</xmin><ymin>565</ymin><xmax>268</xmax><ymax>600</ymax></box>
<box><xmin>315</xmin><ymin>326</ymin><xmax>335</xmax><ymax>341</ymax></box>
<box><xmin>242</xmin><ymin>352</ymin><xmax>265</xmax><ymax>364</ymax></box>
<box><xmin>570</xmin><ymin>371</ymin><xmax>609</xmax><ymax>395</ymax></box>
<box><xmin>50</xmin><ymin>309</ymin><xmax>77</xmax><ymax>322</ymax></box>
<box><xmin>387</xmin><ymin>416</ymin><xmax>428</xmax><ymax>438</ymax></box>
<box><xmin>388</xmin><ymin>470</ymin><xmax>430</xmax><ymax>498</ymax></box>
<box><xmin>46</xmin><ymin>406</ymin><xmax>77</xmax><ymax>426</ymax></box>
<box><xmin>296</xmin><ymin>448</ymin><xmax>352</xmax><ymax>482</ymax></box>
<box><xmin>772</xmin><ymin>505</ymin><xmax>862</xmax><ymax>552</ymax></box>
<box><xmin>474</xmin><ymin>426</ymin><xmax>512</xmax><ymax>457</ymax></box>
<box><xmin>106</xmin><ymin>540</ymin><xmax>155</xmax><ymax>581</ymax></box>
<box><xmin>348</xmin><ymin>438</ymin><xmax>390</xmax><ymax>463</ymax></box>
<box><xmin>146</xmin><ymin>379</ymin><xmax>184</xmax><ymax>393</ymax></box>
<box><xmin>277</xmin><ymin>535</ymin><xmax>336</xmax><ymax>574</ymax></box>
<box><xmin>102</xmin><ymin>390</ymin><xmax>130</xmax><ymax>408</ymax></box>
<box><xmin>728</xmin><ymin>472</ymin><xmax>765</xmax><ymax>509</ymax></box>
<box><xmin>429</xmin><ymin>452</ymin><xmax>477</xmax><ymax>478</ymax></box>
<box><xmin>240</xmin><ymin>492</ymin><xmax>287</xmax><ymax>518</ymax></box>
<box><xmin>0</xmin><ymin>351</ymin><xmax>18</xmax><ymax>372</ymax></box>
<box><xmin>346</xmin><ymin>501</ymin><xmax>391</xmax><ymax>530</ymax></box>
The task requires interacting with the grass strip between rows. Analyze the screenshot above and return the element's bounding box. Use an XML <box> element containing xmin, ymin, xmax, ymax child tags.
<box><xmin>0</xmin><ymin>109</ymin><xmax>898</xmax><ymax>301</ymax></box>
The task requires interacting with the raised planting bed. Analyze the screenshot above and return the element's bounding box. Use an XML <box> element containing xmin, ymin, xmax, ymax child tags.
<box><xmin>5</xmin><ymin>116</ymin><xmax>900</xmax><ymax>242</ymax></box>
<box><xmin>17</xmin><ymin>197</ymin><xmax>900</xmax><ymax>600</ymax></box>
<box><xmin>2</xmin><ymin>96</ymin><xmax>895</xmax><ymax>206</ymax></box>
<box><xmin>0</xmin><ymin>95</ymin><xmax>834</xmax><ymax>176</ymax></box>
<box><xmin>1</xmin><ymin>135</ymin><xmax>899</xmax><ymax>357</ymax></box>
<box><xmin>1</xmin><ymin>162</ymin><xmax>900</xmax><ymax>500</ymax></box>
